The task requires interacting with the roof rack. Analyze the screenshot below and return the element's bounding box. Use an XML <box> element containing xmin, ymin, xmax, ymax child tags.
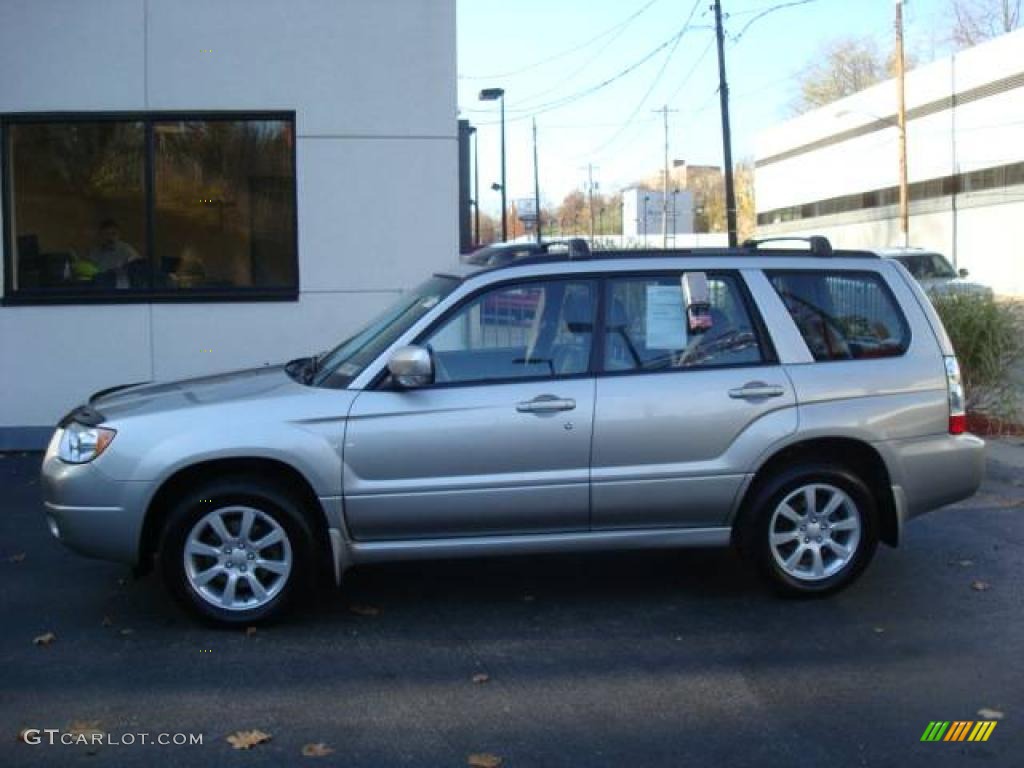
<box><xmin>742</xmin><ymin>235</ymin><xmax>833</xmax><ymax>257</ymax></box>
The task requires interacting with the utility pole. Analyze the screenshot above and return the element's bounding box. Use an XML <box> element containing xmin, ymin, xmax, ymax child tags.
<box><xmin>532</xmin><ymin>117</ymin><xmax>543</xmax><ymax>244</ymax></box>
<box><xmin>582</xmin><ymin>163</ymin><xmax>599</xmax><ymax>245</ymax></box>
<box><xmin>895</xmin><ymin>0</ymin><xmax>910</xmax><ymax>247</ymax></box>
<box><xmin>713</xmin><ymin>0</ymin><xmax>738</xmax><ymax>247</ymax></box>
<box><xmin>588</xmin><ymin>163</ymin><xmax>595</xmax><ymax>245</ymax></box>
<box><xmin>653</xmin><ymin>106</ymin><xmax>678</xmax><ymax>249</ymax></box>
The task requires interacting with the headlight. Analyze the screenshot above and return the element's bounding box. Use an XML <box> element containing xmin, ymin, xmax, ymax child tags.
<box><xmin>58</xmin><ymin>422</ymin><xmax>117</xmax><ymax>464</ymax></box>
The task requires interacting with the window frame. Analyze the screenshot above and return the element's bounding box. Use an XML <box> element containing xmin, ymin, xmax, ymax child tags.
<box><xmin>372</xmin><ymin>269</ymin><xmax>777</xmax><ymax>391</ymax></box>
<box><xmin>1</xmin><ymin>110</ymin><xmax>298</xmax><ymax>305</ymax></box>
<box><xmin>765</xmin><ymin>268</ymin><xmax>912</xmax><ymax>363</ymax></box>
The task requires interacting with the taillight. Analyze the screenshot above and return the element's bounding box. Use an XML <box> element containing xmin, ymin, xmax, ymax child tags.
<box><xmin>945</xmin><ymin>356</ymin><xmax>966</xmax><ymax>434</ymax></box>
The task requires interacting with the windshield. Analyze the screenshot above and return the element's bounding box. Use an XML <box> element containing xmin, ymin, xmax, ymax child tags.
<box><xmin>312</xmin><ymin>275</ymin><xmax>460</xmax><ymax>387</ymax></box>
<box><xmin>895</xmin><ymin>252</ymin><xmax>957</xmax><ymax>279</ymax></box>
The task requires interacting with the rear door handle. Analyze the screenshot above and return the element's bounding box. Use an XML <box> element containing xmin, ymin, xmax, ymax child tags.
<box><xmin>728</xmin><ymin>382</ymin><xmax>786</xmax><ymax>400</ymax></box>
<box><xmin>517</xmin><ymin>395</ymin><xmax>576</xmax><ymax>413</ymax></box>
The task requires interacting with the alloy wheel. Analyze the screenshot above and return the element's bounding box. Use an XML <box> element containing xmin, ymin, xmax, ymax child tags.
<box><xmin>183</xmin><ymin>505</ymin><xmax>293</xmax><ymax>611</ymax></box>
<box><xmin>768</xmin><ymin>483</ymin><xmax>862</xmax><ymax>582</ymax></box>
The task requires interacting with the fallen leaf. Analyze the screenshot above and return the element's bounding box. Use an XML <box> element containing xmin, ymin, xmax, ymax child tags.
<box><xmin>33</xmin><ymin>632</ymin><xmax>56</xmax><ymax>646</ymax></box>
<box><xmin>958</xmin><ymin>559</ymin><xmax>974</xmax><ymax>567</ymax></box>
<box><xmin>472</xmin><ymin>673</ymin><xmax>490</xmax><ymax>684</ymax></box>
<box><xmin>245</xmin><ymin>626</ymin><xmax>257</xmax><ymax>637</ymax></box>
<box><xmin>971</xmin><ymin>580</ymin><xmax>991</xmax><ymax>591</ymax></box>
<box><xmin>348</xmin><ymin>604</ymin><xmax>380</xmax><ymax>617</ymax></box>
<box><xmin>101</xmin><ymin>616</ymin><xmax>113</xmax><ymax>627</ymax></box>
<box><xmin>68</xmin><ymin>721</ymin><xmax>103</xmax><ymax>738</ymax></box>
<box><xmin>302</xmin><ymin>742</ymin><xmax>334</xmax><ymax>757</ymax></box>
<box><xmin>226</xmin><ymin>729</ymin><xmax>272</xmax><ymax>750</ymax></box>
<box><xmin>468</xmin><ymin>753</ymin><xmax>503</xmax><ymax>768</ymax></box>
<box><xmin>977</xmin><ymin>707</ymin><xmax>1004</xmax><ymax>720</ymax></box>
<box><xmin>873</xmin><ymin>627</ymin><xmax>885</xmax><ymax>634</ymax></box>
<box><xmin>119</xmin><ymin>628</ymin><xmax>134</xmax><ymax>636</ymax></box>
<box><xmin>7</xmin><ymin>552</ymin><xmax>26</xmax><ymax>563</ymax></box>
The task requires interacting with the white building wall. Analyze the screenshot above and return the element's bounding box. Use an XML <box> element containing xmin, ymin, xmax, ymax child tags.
<box><xmin>621</xmin><ymin>188</ymin><xmax>694</xmax><ymax>238</ymax></box>
<box><xmin>0</xmin><ymin>0</ymin><xmax>457</xmax><ymax>442</ymax></box>
<box><xmin>755</xmin><ymin>28</ymin><xmax>1024</xmax><ymax>295</ymax></box>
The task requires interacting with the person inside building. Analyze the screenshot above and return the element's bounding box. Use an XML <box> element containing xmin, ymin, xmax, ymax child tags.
<box><xmin>82</xmin><ymin>218</ymin><xmax>145</xmax><ymax>289</ymax></box>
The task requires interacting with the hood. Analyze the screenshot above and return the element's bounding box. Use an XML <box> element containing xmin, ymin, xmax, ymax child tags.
<box><xmin>89</xmin><ymin>365</ymin><xmax>302</xmax><ymax>420</ymax></box>
<box><xmin>921</xmin><ymin>277</ymin><xmax>993</xmax><ymax>298</ymax></box>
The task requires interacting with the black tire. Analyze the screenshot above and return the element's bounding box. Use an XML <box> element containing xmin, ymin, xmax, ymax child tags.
<box><xmin>741</xmin><ymin>462</ymin><xmax>879</xmax><ymax>597</ymax></box>
<box><xmin>158</xmin><ymin>476</ymin><xmax>315</xmax><ymax>625</ymax></box>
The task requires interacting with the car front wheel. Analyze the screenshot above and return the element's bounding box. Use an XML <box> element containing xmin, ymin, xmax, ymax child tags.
<box><xmin>159</xmin><ymin>477</ymin><xmax>313</xmax><ymax>625</ymax></box>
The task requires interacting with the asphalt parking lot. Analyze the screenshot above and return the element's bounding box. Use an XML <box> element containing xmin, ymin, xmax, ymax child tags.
<box><xmin>1</xmin><ymin>448</ymin><xmax>1022</xmax><ymax>767</ymax></box>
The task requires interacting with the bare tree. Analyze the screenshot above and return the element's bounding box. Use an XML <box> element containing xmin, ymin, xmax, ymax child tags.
<box><xmin>791</xmin><ymin>36</ymin><xmax>890</xmax><ymax>114</ymax></box>
<box><xmin>950</xmin><ymin>0</ymin><xmax>1022</xmax><ymax>48</ymax></box>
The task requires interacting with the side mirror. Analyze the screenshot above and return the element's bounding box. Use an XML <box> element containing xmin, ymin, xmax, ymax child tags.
<box><xmin>387</xmin><ymin>345</ymin><xmax>433</xmax><ymax>388</ymax></box>
<box><xmin>958</xmin><ymin>267</ymin><xmax>969</xmax><ymax>278</ymax></box>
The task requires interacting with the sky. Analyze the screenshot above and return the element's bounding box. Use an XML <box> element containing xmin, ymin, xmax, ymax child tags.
<box><xmin>457</xmin><ymin>0</ymin><xmax>956</xmax><ymax>217</ymax></box>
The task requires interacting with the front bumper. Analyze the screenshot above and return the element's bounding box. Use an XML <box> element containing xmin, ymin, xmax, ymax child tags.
<box><xmin>40</xmin><ymin>434</ymin><xmax>149</xmax><ymax>565</ymax></box>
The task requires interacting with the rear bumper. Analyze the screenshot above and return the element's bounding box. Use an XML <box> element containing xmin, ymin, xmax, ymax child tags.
<box><xmin>877</xmin><ymin>432</ymin><xmax>986</xmax><ymax>534</ymax></box>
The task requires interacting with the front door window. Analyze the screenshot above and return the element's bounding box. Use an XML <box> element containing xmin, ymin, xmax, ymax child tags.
<box><xmin>425</xmin><ymin>279</ymin><xmax>597</xmax><ymax>385</ymax></box>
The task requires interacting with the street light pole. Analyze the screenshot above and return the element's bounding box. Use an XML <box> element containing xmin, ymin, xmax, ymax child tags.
<box><xmin>471</xmin><ymin>126</ymin><xmax>480</xmax><ymax>246</ymax></box>
<box><xmin>532</xmin><ymin>116</ymin><xmax>542</xmax><ymax>244</ymax></box>
<box><xmin>479</xmin><ymin>88</ymin><xmax>507</xmax><ymax>242</ymax></box>
<box><xmin>895</xmin><ymin>0</ymin><xmax>910</xmax><ymax>247</ymax></box>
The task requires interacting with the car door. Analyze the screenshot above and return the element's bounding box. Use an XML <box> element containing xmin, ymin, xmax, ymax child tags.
<box><xmin>344</xmin><ymin>277</ymin><xmax>598</xmax><ymax>540</ymax></box>
<box><xmin>591</xmin><ymin>270</ymin><xmax>797</xmax><ymax>529</ymax></box>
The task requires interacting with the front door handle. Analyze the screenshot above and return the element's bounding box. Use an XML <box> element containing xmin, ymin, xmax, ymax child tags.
<box><xmin>516</xmin><ymin>395</ymin><xmax>576</xmax><ymax>413</ymax></box>
<box><xmin>728</xmin><ymin>382</ymin><xmax>786</xmax><ymax>400</ymax></box>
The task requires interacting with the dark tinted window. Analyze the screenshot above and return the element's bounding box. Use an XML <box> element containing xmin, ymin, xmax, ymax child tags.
<box><xmin>7</xmin><ymin>121</ymin><xmax>146</xmax><ymax>292</ymax></box>
<box><xmin>153</xmin><ymin>119</ymin><xmax>296</xmax><ymax>291</ymax></box>
<box><xmin>426</xmin><ymin>280</ymin><xmax>596</xmax><ymax>384</ymax></box>
<box><xmin>768</xmin><ymin>271</ymin><xmax>909</xmax><ymax>361</ymax></box>
<box><xmin>4</xmin><ymin>114</ymin><xmax>296</xmax><ymax>301</ymax></box>
<box><xmin>603</xmin><ymin>273</ymin><xmax>763</xmax><ymax>372</ymax></box>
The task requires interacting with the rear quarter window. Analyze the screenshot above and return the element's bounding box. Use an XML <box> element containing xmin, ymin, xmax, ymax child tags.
<box><xmin>767</xmin><ymin>270</ymin><xmax>909</xmax><ymax>361</ymax></box>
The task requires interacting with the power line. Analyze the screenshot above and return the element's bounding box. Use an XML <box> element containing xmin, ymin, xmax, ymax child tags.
<box><xmin>458</xmin><ymin>0</ymin><xmax>663</xmax><ymax>81</ymax></box>
<box><xmin>504</xmin><ymin>4</ymin><xmax>652</xmax><ymax>110</ymax></box>
<box><xmin>467</xmin><ymin>11</ymin><xmax>705</xmax><ymax>124</ymax></box>
<box><xmin>580</xmin><ymin>4</ymin><xmax>710</xmax><ymax>162</ymax></box>
<box><xmin>730</xmin><ymin>0</ymin><xmax>819</xmax><ymax>42</ymax></box>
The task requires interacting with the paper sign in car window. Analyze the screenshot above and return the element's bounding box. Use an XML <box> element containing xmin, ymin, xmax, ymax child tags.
<box><xmin>645</xmin><ymin>285</ymin><xmax>686</xmax><ymax>349</ymax></box>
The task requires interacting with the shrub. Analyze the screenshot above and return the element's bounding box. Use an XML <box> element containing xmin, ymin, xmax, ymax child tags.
<box><xmin>931</xmin><ymin>294</ymin><xmax>1024</xmax><ymax>421</ymax></box>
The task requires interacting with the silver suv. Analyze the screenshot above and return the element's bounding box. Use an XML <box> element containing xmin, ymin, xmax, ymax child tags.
<box><xmin>41</xmin><ymin>237</ymin><xmax>985</xmax><ymax>624</ymax></box>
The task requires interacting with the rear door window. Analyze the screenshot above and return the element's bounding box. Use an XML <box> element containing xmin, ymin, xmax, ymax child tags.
<box><xmin>767</xmin><ymin>271</ymin><xmax>909</xmax><ymax>361</ymax></box>
<box><xmin>602</xmin><ymin>273</ymin><xmax>765</xmax><ymax>372</ymax></box>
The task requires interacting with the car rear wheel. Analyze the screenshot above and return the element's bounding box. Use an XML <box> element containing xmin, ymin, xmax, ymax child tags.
<box><xmin>159</xmin><ymin>477</ymin><xmax>314</xmax><ymax>625</ymax></box>
<box><xmin>745</xmin><ymin>464</ymin><xmax>878</xmax><ymax>597</ymax></box>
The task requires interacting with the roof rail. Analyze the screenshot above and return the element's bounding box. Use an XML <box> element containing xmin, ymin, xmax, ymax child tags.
<box><xmin>742</xmin><ymin>235</ymin><xmax>833</xmax><ymax>257</ymax></box>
